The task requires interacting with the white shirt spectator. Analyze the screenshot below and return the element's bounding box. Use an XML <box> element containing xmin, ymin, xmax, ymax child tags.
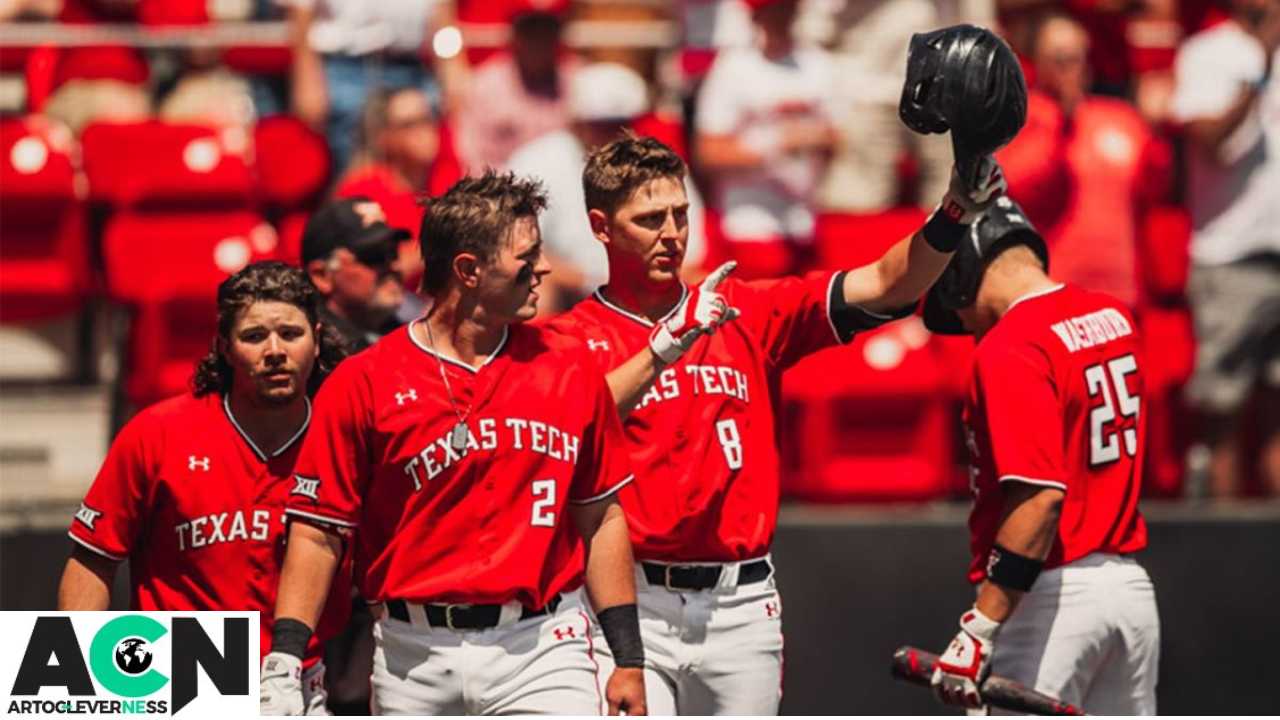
<box><xmin>283</xmin><ymin>0</ymin><xmax>438</xmax><ymax>56</ymax></box>
<box><xmin>696</xmin><ymin>44</ymin><xmax>838</xmax><ymax>242</ymax></box>
<box><xmin>1170</xmin><ymin>20</ymin><xmax>1280</xmax><ymax>266</ymax></box>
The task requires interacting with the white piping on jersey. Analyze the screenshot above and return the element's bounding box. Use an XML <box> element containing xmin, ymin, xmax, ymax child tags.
<box><xmin>1006</xmin><ymin>283</ymin><xmax>1066</xmax><ymax>314</ymax></box>
<box><xmin>284</xmin><ymin>506</ymin><xmax>357</xmax><ymax>529</ymax></box>
<box><xmin>222</xmin><ymin>394</ymin><xmax>312</xmax><ymax>462</ymax></box>
<box><xmin>67</xmin><ymin>532</ymin><xmax>125</xmax><ymax>562</ymax></box>
<box><xmin>408</xmin><ymin>320</ymin><xmax>509</xmax><ymax>373</ymax></box>
<box><xmin>592</xmin><ymin>284</ymin><xmax>689</xmax><ymax>329</ymax></box>
<box><xmin>998</xmin><ymin>474</ymin><xmax>1068</xmax><ymax>491</ymax></box>
<box><xmin>568</xmin><ymin>474</ymin><xmax>635</xmax><ymax>505</ymax></box>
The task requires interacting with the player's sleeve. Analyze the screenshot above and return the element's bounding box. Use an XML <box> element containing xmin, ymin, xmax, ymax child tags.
<box><xmin>974</xmin><ymin>342</ymin><xmax>1068</xmax><ymax>491</ymax></box>
<box><xmin>67</xmin><ymin>410</ymin><xmax>157</xmax><ymax>561</ymax></box>
<box><xmin>285</xmin><ymin>361</ymin><xmax>374</xmax><ymax>529</ymax></box>
<box><xmin>568</xmin><ymin>368</ymin><xmax>635</xmax><ymax>505</ymax></box>
<box><xmin>734</xmin><ymin>271</ymin><xmax>903</xmax><ymax>372</ymax></box>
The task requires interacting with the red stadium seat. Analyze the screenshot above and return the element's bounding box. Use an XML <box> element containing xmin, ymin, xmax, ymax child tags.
<box><xmin>814</xmin><ymin>209</ymin><xmax>928</xmax><ymax>271</ymax></box>
<box><xmin>781</xmin><ymin>318</ymin><xmax>956</xmax><ymax>502</ymax></box>
<box><xmin>103</xmin><ymin>211</ymin><xmax>279</xmax><ymax>407</ymax></box>
<box><xmin>81</xmin><ymin>121</ymin><xmax>254</xmax><ymax>208</ymax></box>
<box><xmin>275</xmin><ymin>211</ymin><xmax>311</xmax><ymax>266</ymax></box>
<box><xmin>0</xmin><ymin>116</ymin><xmax>91</xmax><ymax>323</ymax></box>
<box><xmin>254</xmin><ymin>115</ymin><xmax>330</xmax><ymax>209</ymax></box>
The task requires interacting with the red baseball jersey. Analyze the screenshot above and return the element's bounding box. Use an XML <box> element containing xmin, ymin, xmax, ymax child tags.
<box><xmin>962</xmin><ymin>283</ymin><xmax>1149</xmax><ymax>583</ymax></box>
<box><xmin>542</xmin><ymin>273</ymin><xmax>845</xmax><ymax>562</ymax></box>
<box><xmin>286</xmin><ymin>321</ymin><xmax>634</xmax><ymax>609</ymax></box>
<box><xmin>68</xmin><ymin>392</ymin><xmax>349</xmax><ymax>663</ymax></box>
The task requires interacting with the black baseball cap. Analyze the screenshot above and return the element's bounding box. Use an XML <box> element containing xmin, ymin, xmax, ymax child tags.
<box><xmin>300</xmin><ymin>197</ymin><xmax>411</xmax><ymax>267</ymax></box>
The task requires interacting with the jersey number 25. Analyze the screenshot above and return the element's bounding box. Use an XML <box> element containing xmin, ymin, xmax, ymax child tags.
<box><xmin>1084</xmin><ymin>354</ymin><xmax>1140</xmax><ymax>467</ymax></box>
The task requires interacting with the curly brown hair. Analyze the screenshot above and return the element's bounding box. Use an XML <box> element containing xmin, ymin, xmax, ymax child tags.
<box><xmin>418</xmin><ymin>170</ymin><xmax>548</xmax><ymax>294</ymax></box>
<box><xmin>582</xmin><ymin>132</ymin><xmax>687</xmax><ymax>218</ymax></box>
<box><xmin>192</xmin><ymin>261</ymin><xmax>350</xmax><ymax>398</ymax></box>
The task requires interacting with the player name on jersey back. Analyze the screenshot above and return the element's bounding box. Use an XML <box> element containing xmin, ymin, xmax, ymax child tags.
<box><xmin>1049</xmin><ymin>307</ymin><xmax>1134</xmax><ymax>353</ymax></box>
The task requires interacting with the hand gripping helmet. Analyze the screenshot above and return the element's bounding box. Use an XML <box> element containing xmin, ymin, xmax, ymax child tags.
<box><xmin>899</xmin><ymin>24</ymin><xmax>1028</xmax><ymax>187</ymax></box>
<box><xmin>922</xmin><ymin>196</ymin><xmax>1049</xmax><ymax>335</ymax></box>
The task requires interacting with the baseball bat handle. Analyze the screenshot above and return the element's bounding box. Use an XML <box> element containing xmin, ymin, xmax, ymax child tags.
<box><xmin>891</xmin><ymin>646</ymin><xmax>1086</xmax><ymax>716</ymax></box>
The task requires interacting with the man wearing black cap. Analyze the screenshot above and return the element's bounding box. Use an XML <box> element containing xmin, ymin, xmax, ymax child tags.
<box><xmin>302</xmin><ymin>197</ymin><xmax>412</xmax><ymax>351</ymax></box>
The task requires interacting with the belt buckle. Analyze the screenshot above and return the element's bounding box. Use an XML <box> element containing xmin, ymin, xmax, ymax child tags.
<box><xmin>663</xmin><ymin>565</ymin><xmax>680</xmax><ymax>591</ymax></box>
<box><xmin>443</xmin><ymin>604</ymin><xmax>467</xmax><ymax>631</ymax></box>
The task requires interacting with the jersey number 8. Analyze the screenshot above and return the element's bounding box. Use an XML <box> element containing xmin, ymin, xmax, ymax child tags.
<box><xmin>1084</xmin><ymin>354</ymin><xmax>1140</xmax><ymax>467</ymax></box>
<box><xmin>716</xmin><ymin>419</ymin><xmax>744</xmax><ymax>470</ymax></box>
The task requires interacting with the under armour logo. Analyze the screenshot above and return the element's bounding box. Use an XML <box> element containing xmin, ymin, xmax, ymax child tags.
<box><xmin>765</xmin><ymin>601</ymin><xmax>779</xmax><ymax>618</ymax></box>
<box><xmin>292</xmin><ymin>475</ymin><xmax>320</xmax><ymax>500</ymax></box>
<box><xmin>74</xmin><ymin>502</ymin><xmax>102</xmax><ymax>530</ymax></box>
<box><xmin>586</xmin><ymin>339</ymin><xmax>609</xmax><ymax>352</ymax></box>
<box><xmin>188</xmin><ymin>455</ymin><xmax>210</xmax><ymax>471</ymax></box>
<box><xmin>553</xmin><ymin>627</ymin><xmax>576</xmax><ymax>641</ymax></box>
<box><xmin>396</xmin><ymin>389</ymin><xmax>418</xmax><ymax>405</ymax></box>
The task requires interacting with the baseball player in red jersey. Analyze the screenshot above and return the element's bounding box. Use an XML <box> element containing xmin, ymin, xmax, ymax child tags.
<box><xmin>264</xmin><ymin>172</ymin><xmax>650</xmax><ymax>716</ymax></box>
<box><xmin>538</xmin><ymin>135</ymin><xmax>1008</xmax><ymax>714</ymax></box>
<box><xmin>924</xmin><ymin>198</ymin><xmax>1159</xmax><ymax>714</ymax></box>
<box><xmin>57</xmin><ymin>262</ymin><xmax>352</xmax><ymax>715</ymax></box>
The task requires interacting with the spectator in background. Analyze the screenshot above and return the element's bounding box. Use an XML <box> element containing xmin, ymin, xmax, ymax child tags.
<box><xmin>301</xmin><ymin>198</ymin><xmax>409</xmax><ymax>352</ymax></box>
<box><xmin>804</xmin><ymin>0</ymin><xmax>993</xmax><ymax>212</ymax></box>
<box><xmin>695</xmin><ymin>0</ymin><xmax>837</xmax><ymax>279</ymax></box>
<box><xmin>335</xmin><ymin>85</ymin><xmax>438</xmax><ymax>284</ymax></box>
<box><xmin>285</xmin><ymin>0</ymin><xmax>465</xmax><ymax>175</ymax></box>
<box><xmin>508</xmin><ymin>63</ymin><xmax>709</xmax><ymax>312</ymax></box>
<box><xmin>997</xmin><ymin>11</ymin><xmax>1170</xmax><ymax>309</ymax></box>
<box><xmin>453</xmin><ymin>0</ymin><xmax>577</xmax><ymax>173</ymax></box>
<box><xmin>1170</xmin><ymin>0</ymin><xmax>1280</xmax><ymax>498</ymax></box>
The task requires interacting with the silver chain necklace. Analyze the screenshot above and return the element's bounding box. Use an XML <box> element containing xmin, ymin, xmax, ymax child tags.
<box><xmin>423</xmin><ymin>317</ymin><xmax>472</xmax><ymax>453</ymax></box>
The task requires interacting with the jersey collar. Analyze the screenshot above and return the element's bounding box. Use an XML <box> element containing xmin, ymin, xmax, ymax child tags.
<box><xmin>1006</xmin><ymin>283</ymin><xmax>1066</xmax><ymax>314</ymax></box>
<box><xmin>407</xmin><ymin>319</ymin><xmax>509</xmax><ymax>374</ymax></box>
<box><xmin>592</xmin><ymin>284</ymin><xmax>689</xmax><ymax>329</ymax></box>
<box><xmin>222</xmin><ymin>394</ymin><xmax>311</xmax><ymax>463</ymax></box>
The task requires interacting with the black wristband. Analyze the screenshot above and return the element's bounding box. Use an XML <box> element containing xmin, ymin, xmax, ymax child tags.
<box><xmin>270</xmin><ymin>617</ymin><xmax>313</xmax><ymax>660</ymax></box>
<box><xmin>986</xmin><ymin>544</ymin><xmax>1044</xmax><ymax>592</ymax></box>
<box><xmin>827</xmin><ymin>271</ymin><xmax>915</xmax><ymax>341</ymax></box>
<box><xmin>596</xmin><ymin>604</ymin><xmax>644</xmax><ymax>669</ymax></box>
<box><xmin>922</xmin><ymin>208</ymin><xmax>968</xmax><ymax>253</ymax></box>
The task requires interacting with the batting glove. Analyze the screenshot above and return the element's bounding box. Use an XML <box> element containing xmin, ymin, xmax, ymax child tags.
<box><xmin>930</xmin><ymin>607</ymin><xmax>1002</xmax><ymax>709</ymax></box>
<box><xmin>939</xmin><ymin>156</ymin><xmax>1007</xmax><ymax>224</ymax></box>
<box><xmin>260</xmin><ymin>651</ymin><xmax>305</xmax><ymax>716</ymax></box>
<box><xmin>649</xmin><ymin>261</ymin><xmax>741</xmax><ymax>365</ymax></box>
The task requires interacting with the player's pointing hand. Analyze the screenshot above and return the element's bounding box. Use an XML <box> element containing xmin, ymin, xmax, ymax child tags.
<box><xmin>648</xmin><ymin>261</ymin><xmax>742</xmax><ymax>364</ymax></box>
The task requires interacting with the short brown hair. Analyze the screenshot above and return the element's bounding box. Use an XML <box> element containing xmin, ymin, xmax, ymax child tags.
<box><xmin>192</xmin><ymin>261</ymin><xmax>350</xmax><ymax>398</ymax></box>
<box><xmin>582</xmin><ymin>133</ymin><xmax>687</xmax><ymax>217</ymax></box>
<box><xmin>419</xmin><ymin>171</ymin><xmax>548</xmax><ymax>294</ymax></box>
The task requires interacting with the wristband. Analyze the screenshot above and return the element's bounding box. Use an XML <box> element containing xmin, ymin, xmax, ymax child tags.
<box><xmin>922</xmin><ymin>208</ymin><xmax>967</xmax><ymax>253</ymax></box>
<box><xmin>985</xmin><ymin>543</ymin><xmax>1043</xmax><ymax>592</ymax></box>
<box><xmin>596</xmin><ymin>604</ymin><xmax>644</xmax><ymax>669</ymax></box>
<box><xmin>270</xmin><ymin>618</ymin><xmax>313</xmax><ymax>660</ymax></box>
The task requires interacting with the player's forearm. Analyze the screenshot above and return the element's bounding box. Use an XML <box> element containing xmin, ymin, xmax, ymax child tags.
<box><xmin>575</xmin><ymin>500</ymin><xmax>638</xmax><ymax>612</ymax></box>
<box><xmin>606</xmin><ymin>348</ymin><xmax>664</xmax><ymax>419</ymax></box>
<box><xmin>695</xmin><ymin>133</ymin><xmax>766</xmax><ymax>173</ymax></box>
<box><xmin>840</xmin><ymin>229</ymin><xmax>952</xmax><ymax>314</ymax></box>
<box><xmin>273</xmin><ymin>520</ymin><xmax>343</xmax><ymax>630</ymax></box>
<box><xmin>57</xmin><ymin>551</ymin><xmax>116</xmax><ymax>610</ymax></box>
<box><xmin>1184</xmin><ymin>87</ymin><xmax>1264</xmax><ymax>161</ymax></box>
<box><xmin>975</xmin><ymin>486</ymin><xmax>1064</xmax><ymax>622</ymax></box>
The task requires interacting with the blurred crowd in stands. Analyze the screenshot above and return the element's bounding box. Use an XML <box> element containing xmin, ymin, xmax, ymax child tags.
<box><xmin>1</xmin><ymin>0</ymin><xmax>1276</xmax><ymax>501</ymax></box>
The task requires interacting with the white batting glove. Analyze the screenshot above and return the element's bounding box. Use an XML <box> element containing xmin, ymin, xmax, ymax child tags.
<box><xmin>939</xmin><ymin>156</ymin><xmax>1007</xmax><ymax>224</ymax></box>
<box><xmin>260</xmin><ymin>651</ymin><xmax>305</xmax><ymax>716</ymax></box>
<box><xmin>930</xmin><ymin>607</ymin><xmax>1001</xmax><ymax>709</ymax></box>
<box><xmin>649</xmin><ymin>261</ymin><xmax>741</xmax><ymax>364</ymax></box>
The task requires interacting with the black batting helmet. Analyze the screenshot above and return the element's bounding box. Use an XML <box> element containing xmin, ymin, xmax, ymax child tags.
<box><xmin>899</xmin><ymin>24</ymin><xmax>1027</xmax><ymax>186</ymax></box>
<box><xmin>922</xmin><ymin>197</ymin><xmax>1049</xmax><ymax>335</ymax></box>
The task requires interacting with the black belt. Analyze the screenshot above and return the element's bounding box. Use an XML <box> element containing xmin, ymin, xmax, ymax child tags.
<box><xmin>386</xmin><ymin>594</ymin><xmax>561</xmax><ymax>630</ymax></box>
<box><xmin>642</xmin><ymin>559</ymin><xmax>772</xmax><ymax>591</ymax></box>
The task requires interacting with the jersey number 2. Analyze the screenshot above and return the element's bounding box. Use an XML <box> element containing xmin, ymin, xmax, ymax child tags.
<box><xmin>531</xmin><ymin>479</ymin><xmax>556</xmax><ymax>527</ymax></box>
<box><xmin>1084</xmin><ymin>354</ymin><xmax>1140</xmax><ymax>467</ymax></box>
<box><xmin>716</xmin><ymin>419</ymin><xmax>744</xmax><ymax>470</ymax></box>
